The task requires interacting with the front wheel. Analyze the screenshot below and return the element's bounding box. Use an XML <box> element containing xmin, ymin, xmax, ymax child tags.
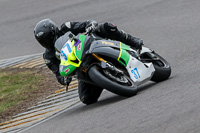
<box><xmin>88</xmin><ymin>65</ymin><xmax>138</xmax><ymax>97</ymax></box>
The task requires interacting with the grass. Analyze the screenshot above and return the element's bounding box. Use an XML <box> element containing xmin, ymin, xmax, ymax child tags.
<box><xmin>0</xmin><ymin>69</ymin><xmax>44</xmax><ymax>113</ymax></box>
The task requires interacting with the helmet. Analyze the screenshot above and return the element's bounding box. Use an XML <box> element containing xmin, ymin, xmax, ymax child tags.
<box><xmin>34</xmin><ymin>19</ymin><xmax>58</xmax><ymax>49</ymax></box>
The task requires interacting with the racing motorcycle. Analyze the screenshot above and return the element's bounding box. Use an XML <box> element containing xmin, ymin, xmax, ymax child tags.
<box><xmin>55</xmin><ymin>31</ymin><xmax>171</xmax><ymax>97</ymax></box>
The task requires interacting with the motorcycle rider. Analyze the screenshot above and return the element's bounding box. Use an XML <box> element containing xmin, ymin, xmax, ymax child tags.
<box><xmin>34</xmin><ymin>18</ymin><xmax>143</xmax><ymax>104</ymax></box>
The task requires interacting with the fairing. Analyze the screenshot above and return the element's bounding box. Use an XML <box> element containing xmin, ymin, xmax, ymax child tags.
<box><xmin>58</xmin><ymin>33</ymin><xmax>155</xmax><ymax>85</ymax></box>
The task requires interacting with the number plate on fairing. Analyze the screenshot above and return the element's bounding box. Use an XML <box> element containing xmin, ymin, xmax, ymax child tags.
<box><xmin>126</xmin><ymin>56</ymin><xmax>155</xmax><ymax>85</ymax></box>
<box><xmin>60</xmin><ymin>40</ymin><xmax>73</xmax><ymax>61</ymax></box>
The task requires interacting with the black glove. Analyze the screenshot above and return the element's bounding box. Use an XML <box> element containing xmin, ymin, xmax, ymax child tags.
<box><xmin>125</xmin><ymin>34</ymin><xmax>144</xmax><ymax>50</ymax></box>
<box><xmin>133</xmin><ymin>38</ymin><xmax>144</xmax><ymax>50</ymax></box>
<box><xmin>85</xmin><ymin>21</ymin><xmax>98</xmax><ymax>33</ymax></box>
<box><xmin>56</xmin><ymin>75</ymin><xmax>72</xmax><ymax>86</ymax></box>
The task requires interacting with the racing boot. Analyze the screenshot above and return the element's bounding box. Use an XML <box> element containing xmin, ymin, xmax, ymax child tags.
<box><xmin>97</xmin><ymin>22</ymin><xmax>144</xmax><ymax>50</ymax></box>
<box><xmin>121</xmin><ymin>31</ymin><xmax>144</xmax><ymax>50</ymax></box>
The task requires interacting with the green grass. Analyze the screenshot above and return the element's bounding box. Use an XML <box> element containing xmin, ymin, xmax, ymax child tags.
<box><xmin>0</xmin><ymin>70</ymin><xmax>43</xmax><ymax>113</ymax></box>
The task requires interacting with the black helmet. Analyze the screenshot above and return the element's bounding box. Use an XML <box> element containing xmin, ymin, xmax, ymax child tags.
<box><xmin>34</xmin><ymin>19</ymin><xmax>58</xmax><ymax>49</ymax></box>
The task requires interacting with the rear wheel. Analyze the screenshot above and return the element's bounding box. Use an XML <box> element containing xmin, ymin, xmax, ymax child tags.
<box><xmin>140</xmin><ymin>52</ymin><xmax>171</xmax><ymax>82</ymax></box>
<box><xmin>88</xmin><ymin>65</ymin><xmax>138</xmax><ymax>97</ymax></box>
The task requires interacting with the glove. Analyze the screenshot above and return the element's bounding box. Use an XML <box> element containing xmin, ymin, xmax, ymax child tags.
<box><xmin>126</xmin><ymin>34</ymin><xmax>144</xmax><ymax>50</ymax></box>
<box><xmin>85</xmin><ymin>21</ymin><xmax>98</xmax><ymax>33</ymax></box>
<box><xmin>133</xmin><ymin>38</ymin><xmax>144</xmax><ymax>50</ymax></box>
<box><xmin>56</xmin><ymin>75</ymin><xmax>72</xmax><ymax>86</ymax></box>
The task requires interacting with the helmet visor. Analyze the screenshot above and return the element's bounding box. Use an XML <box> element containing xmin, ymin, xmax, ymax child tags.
<box><xmin>37</xmin><ymin>31</ymin><xmax>56</xmax><ymax>49</ymax></box>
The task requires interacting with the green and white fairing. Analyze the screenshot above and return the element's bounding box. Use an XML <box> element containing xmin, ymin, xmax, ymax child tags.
<box><xmin>59</xmin><ymin>33</ymin><xmax>155</xmax><ymax>85</ymax></box>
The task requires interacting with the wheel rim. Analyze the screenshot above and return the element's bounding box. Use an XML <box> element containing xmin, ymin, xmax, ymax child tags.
<box><xmin>152</xmin><ymin>53</ymin><xmax>169</xmax><ymax>68</ymax></box>
<box><xmin>153</xmin><ymin>58</ymin><xmax>166</xmax><ymax>67</ymax></box>
<box><xmin>102</xmin><ymin>69</ymin><xmax>134</xmax><ymax>86</ymax></box>
<box><xmin>141</xmin><ymin>52</ymin><xmax>169</xmax><ymax>68</ymax></box>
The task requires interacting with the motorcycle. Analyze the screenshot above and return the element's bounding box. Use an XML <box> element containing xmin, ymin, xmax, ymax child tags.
<box><xmin>55</xmin><ymin>31</ymin><xmax>171</xmax><ymax>97</ymax></box>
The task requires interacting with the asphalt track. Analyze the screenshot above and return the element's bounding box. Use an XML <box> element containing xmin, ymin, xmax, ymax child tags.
<box><xmin>1</xmin><ymin>0</ymin><xmax>200</xmax><ymax>133</ymax></box>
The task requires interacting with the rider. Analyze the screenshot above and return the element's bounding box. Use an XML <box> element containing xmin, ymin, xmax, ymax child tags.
<box><xmin>34</xmin><ymin>18</ymin><xmax>143</xmax><ymax>104</ymax></box>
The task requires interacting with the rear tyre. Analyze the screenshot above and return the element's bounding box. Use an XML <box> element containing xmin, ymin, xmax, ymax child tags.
<box><xmin>149</xmin><ymin>52</ymin><xmax>171</xmax><ymax>82</ymax></box>
<box><xmin>88</xmin><ymin>65</ymin><xmax>138</xmax><ymax>97</ymax></box>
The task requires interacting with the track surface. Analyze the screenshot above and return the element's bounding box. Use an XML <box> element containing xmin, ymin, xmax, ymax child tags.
<box><xmin>1</xmin><ymin>0</ymin><xmax>200</xmax><ymax>133</ymax></box>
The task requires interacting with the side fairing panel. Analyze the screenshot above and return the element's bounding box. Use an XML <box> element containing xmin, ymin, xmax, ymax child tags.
<box><xmin>126</xmin><ymin>56</ymin><xmax>155</xmax><ymax>85</ymax></box>
<box><xmin>74</xmin><ymin>34</ymin><xmax>94</xmax><ymax>61</ymax></box>
<box><xmin>88</xmin><ymin>40</ymin><xmax>131</xmax><ymax>67</ymax></box>
<box><xmin>89</xmin><ymin>39</ymin><xmax>121</xmax><ymax>52</ymax></box>
<box><xmin>75</xmin><ymin>34</ymin><xmax>86</xmax><ymax>61</ymax></box>
<box><xmin>88</xmin><ymin>39</ymin><xmax>121</xmax><ymax>61</ymax></box>
<box><xmin>91</xmin><ymin>47</ymin><xmax>120</xmax><ymax>61</ymax></box>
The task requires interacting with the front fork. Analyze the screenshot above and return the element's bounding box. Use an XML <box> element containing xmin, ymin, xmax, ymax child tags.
<box><xmin>92</xmin><ymin>53</ymin><xmax>112</xmax><ymax>69</ymax></box>
<box><xmin>81</xmin><ymin>53</ymin><xmax>106</xmax><ymax>73</ymax></box>
<box><xmin>92</xmin><ymin>53</ymin><xmax>107</xmax><ymax>62</ymax></box>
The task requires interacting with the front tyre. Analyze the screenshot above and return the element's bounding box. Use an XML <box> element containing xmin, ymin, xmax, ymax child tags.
<box><xmin>88</xmin><ymin>65</ymin><xmax>138</xmax><ymax>97</ymax></box>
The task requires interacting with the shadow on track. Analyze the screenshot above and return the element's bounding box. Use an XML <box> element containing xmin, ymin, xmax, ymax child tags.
<box><xmin>68</xmin><ymin>94</ymin><xmax>128</xmax><ymax>115</ymax></box>
<box><xmin>138</xmin><ymin>82</ymin><xmax>157</xmax><ymax>92</ymax></box>
<box><xmin>60</xmin><ymin>77</ymin><xmax>174</xmax><ymax>119</ymax></box>
<box><xmin>138</xmin><ymin>75</ymin><xmax>174</xmax><ymax>92</ymax></box>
